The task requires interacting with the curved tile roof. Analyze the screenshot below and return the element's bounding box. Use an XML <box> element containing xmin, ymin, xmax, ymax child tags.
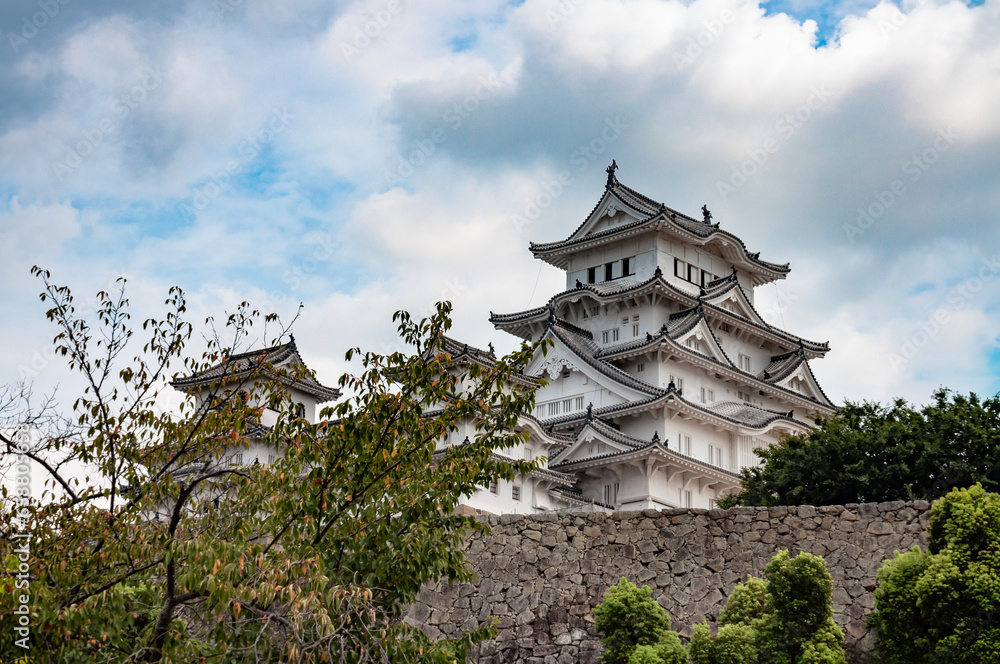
<box><xmin>491</xmin><ymin>270</ymin><xmax>830</xmax><ymax>354</ymax></box>
<box><xmin>530</xmin><ymin>175</ymin><xmax>790</xmax><ymax>275</ymax></box>
<box><xmin>170</xmin><ymin>338</ymin><xmax>341</xmax><ymax>403</ymax></box>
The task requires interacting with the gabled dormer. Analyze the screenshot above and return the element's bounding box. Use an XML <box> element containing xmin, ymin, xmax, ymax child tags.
<box><xmin>170</xmin><ymin>337</ymin><xmax>340</xmax><ymax>425</ymax></box>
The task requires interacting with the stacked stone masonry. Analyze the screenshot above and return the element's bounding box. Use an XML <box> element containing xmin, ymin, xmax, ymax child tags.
<box><xmin>406</xmin><ymin>501</ymin><xmax>931</xmax><ymax>663</ymax></box>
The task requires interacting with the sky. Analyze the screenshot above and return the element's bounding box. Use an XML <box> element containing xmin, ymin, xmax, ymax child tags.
<box><xmin>1</xmin><ymin>0</ymin><xmax>999</xmax><ymax>418</ymax></box>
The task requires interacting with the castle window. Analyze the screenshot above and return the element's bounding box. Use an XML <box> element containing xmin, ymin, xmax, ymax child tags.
<box><xmin>623</xmin><ymin>257</ymin><xmax>635</xmax><ymax>276</ymax></box>
<box><xmin>548</xmin><ymin>402</ymin><xmax>559</xmax><ymax>416</ymax></box>
<box><xmin>591</xmin><ymin>305</ymin><xmax>600</xmax><ymax>317</ymax></box>
<box><xmin>512</xmin><ymin>485</ymin><xmax>521</xmax><ymax>501</ymax></box>
<box><xmin>604</xmin><ymin>483</ymin><xmax>619</xmax><ymax>505</ymax></box>
<box><xmin>267</xmin><ymin>453</ymin><xmax>276</xmax><ymax>464</ymax></box>
<box><xmin>738</xmin><ymin>354</ymin><xmax>752</xmax><ymax>372</ymax></box>
<box><xmin>602</xmin><ymin>329</ymin><xmax>620</xmax><ymax>344</ymax></box>
<box><xmin>686</xmin><ymin>338</ymin><xmax>701</xmax><ymax>352</ymax></box>
<box><xmin>605</xmin><ymin>262</ymin><xmax>614</xmax><ymax>281</ymax></box>
<box><xmin>490</xmin><ymin>480</ymin><xmax>498</xmax><ymax>494</ymax></box>
<box><xmin>562</xmin><ymin>399</ymin><xmax>572</xmax><ymax>413</ymax></box>
<box><xmin>637</xmin><ymin>363</ymin><xmax>645</xmax><ymax>372</ymax></box>
<box><xmin>588</xmin><ymin>267</ymin><xmax>597</xmax><ymax>284</ymax></box>
<box><xmin>524</xmin><ymin>447</ymin><xmax>533</xmax><ymax>461</ymax></box>
<box><xmin>574</xmin><ymin>396</ymin><xmax>584</xmax><ymax>410</ymax></box>
<box><xmin>700</xmin><ymin>387</ymin><xmax>714</xmax><ymax>403</ymax></box>
<box><xmin>633</xmin><ymin>323</ymin><xmax>640</xmax><ymax>337</ymax></box>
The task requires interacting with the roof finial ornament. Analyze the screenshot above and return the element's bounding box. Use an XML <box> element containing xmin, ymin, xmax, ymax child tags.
<box><xmin>653</xmin><ymin>265</ymin><xmax>663</xmax><ymax>279</ymax></box>
<box><xmin>586</xmin><ymin>403</ymin><xmax>593</xmax><ymax>420</ymax></box>
<box><xmin>652</xmin><ymin>431</ymin><xmax>660</xmax><ymax>444</ymax></box>
<box><xmin>605</xmin><ymin>159</ymin><xmax>618</xmax><ymax>188</ymax></box>
<box><xmin>646</xmin><ymin>332</ymin><xmax>653</xmax><ymax>341</ymax></box>
<box><xmin>702</xmin><ymin>204</ymin><xmax>713</xmax><ymax>224</ymax></box>
<box><xmin>576</xmin><ymin>279</ymin><xmax>583</xmax><ymax>289</ymax></box>
<box><xmin>668</xmin><ymin>378</ymin><xmax>676</xmax><ymax>391</ymax></box>
<box><xmin>488</xmin><ymin>342</ymin><xmax>495</xmax><ymax>357</ymax></box>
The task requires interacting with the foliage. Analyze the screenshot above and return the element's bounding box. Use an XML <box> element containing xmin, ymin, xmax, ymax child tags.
<box><xmin>0</xmin><ymin>268</ymin><xmax>543</xmax><ymax>662</ymax></box>
<box><xmin>719</xmin><ymin>390</ymin><xmax>1000</xmax><ymax>507</ymax></box>
<box><xmin>627</xmin><ymin>641</ymin><xmax>686</xmax><ymax>664</ymax></box>
<box><xmin>688</xmin><ymin>552</ymin><xmax>844</xmax><ymax>664</ymax></box>
<box><xmin>593</xmin><ymin>577</ymin><xmax>686</xmax><ymax>664</ymax></box>
<box><xmin>869</xmin><ymin>484</ymin><xmax>1000</xmax><ymax>664</ymax></box>
<box><xmin>718</xmin><ymin>577</ymin><xmax>768</xmax><ymax>627</ymax></box>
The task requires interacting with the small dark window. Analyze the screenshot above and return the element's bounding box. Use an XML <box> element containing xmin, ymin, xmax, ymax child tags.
<box><xmin>295</xmin><ymin>403</ymin><xmax>306</xmax><ymax>419</ymax></box>
<box><xmin>605</xmin><ymin>262</ymin><xmax>614</xmax><ymax>281</ymax></box>
<box><xmin>623</xmin><ymin>257</ymin><xmax>635</xmax><ymax>276</ymax></box>
<box><xmin>674</xmin><ymin>258</ymin><xmax>683</xmax><ymax>278</ymax></box>
<box><xmin>587</xmin><ymin>267</ymin><xmax>597</xmax><ymax>283</ymax></box>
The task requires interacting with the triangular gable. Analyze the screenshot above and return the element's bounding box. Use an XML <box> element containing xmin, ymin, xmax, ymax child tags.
<box><xmin>523</xmin><ymin>330</ymin><xmax>654</xmax><ymax>404</ymax></box>
<box><xmin>703</xmin><ymin>282</ymin><xmax>767</xmax><ymax>327</ymax></box>
<box><xmin>773</xmin><ymin>361</ymin><xmax>831</xmax><ymax>406</ymax></box>
<box><xmin>672</xmin><ymin>318</ymin><xmax>732</xmax><ymax>366</ymax></box>
<box><xmin>549</xmin><ymin>423</ymin><xmax>635</xmax><ymax>465</ymax></box>
<box><xmin>568</xmin><ymin>189</ymin><xmax>648</xmax><ymax>241</ymax></box>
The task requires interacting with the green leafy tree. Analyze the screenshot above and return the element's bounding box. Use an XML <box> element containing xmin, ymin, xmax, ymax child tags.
<box><xmin>689</xmin><ymin>621</ymin><xmax>757</xmax><ymax>664</ymax></box>
<box><xmin>689</xmin><ymin>552</ymin><xmax>844</xmax><ymax>664</ymax></box>
<box><xmin>757</xmin><ymin>551</ymin><xmax>844</xmax><ymax>664</ymax></box>
<box><xmin>593</xmin><ymin>577</ymin><xmax>686</xmax><ymax>664</ymax></box>
<box><xmin>720</xmin><ymin>391</ymin><xmax>1000</xmax><ymax>507</ymax></box>
<box><xmin>869</xmin><ymin>484</ymin><xmax>1000</xmax><ymax>663</ymax></box>
<box><xmin>0</xmin><ymin>268</ymin><xmax>543</xmax><ymax>662</ymax></box>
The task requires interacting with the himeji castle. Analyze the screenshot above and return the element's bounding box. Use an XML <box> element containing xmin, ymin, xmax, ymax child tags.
<box><xmin>458</xmin><ymin>162</ymin><xmax>835</xmax><ymax>513</ymax></box>
<box><xmin>170</xmin><ymin>163</ymin><xmax>835</xmax><ymax>515</ymax></box>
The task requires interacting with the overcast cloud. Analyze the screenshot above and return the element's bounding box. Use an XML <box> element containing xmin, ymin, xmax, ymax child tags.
<box><xmin>1</xmin><ymin>0</ymin><xmax>998</xmax><ymax>413</ymax></box>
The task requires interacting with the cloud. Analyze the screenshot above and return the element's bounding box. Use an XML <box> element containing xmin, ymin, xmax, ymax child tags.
<box><xmin>0</xmin><ymin>0</ymin><xmax>999</xmax><ymax>415</ymax></box>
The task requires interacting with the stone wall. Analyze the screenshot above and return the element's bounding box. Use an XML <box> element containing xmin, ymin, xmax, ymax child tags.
<box><xmin>407</xmin><ymin>501</ymin><xmax>931</xmax><ymax>663</ymax></box>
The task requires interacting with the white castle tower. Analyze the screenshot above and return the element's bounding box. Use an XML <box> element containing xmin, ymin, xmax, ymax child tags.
<box><xmin>480</xmin><ymin>163</ymin><xmax>835</xmax><ymax>511</ymax></box>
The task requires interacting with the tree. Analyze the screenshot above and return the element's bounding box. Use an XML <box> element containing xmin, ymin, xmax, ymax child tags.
<box><xmin>719</xmin><ymin>391</ymin><xmax>1000</xmax><ymax>508</ymax></box>
<box><xmin>688</xmin><ymin>552</ymin><xmax>845</xmax><ymax>664</ymax></box>
<box><xmin>868</xmin><ymin>484</ymin><xmax>1000</xmax><ymax>664</ymax></box>
<box><xmin>592</xmin><ymin>577</ymin><xmax>686</xmax><ymax>664</ymax></box>
<box><xmin>0</xmin><ymin>267</ymin><xmax>543</xmax><ymax>662</ymax></box>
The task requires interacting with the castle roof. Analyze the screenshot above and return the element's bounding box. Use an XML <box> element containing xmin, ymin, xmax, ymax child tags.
<box><xmin>490</xmin><ymin>269</ymin><xmax>830</xmax><ymax>357</ymax></box>
<box><xmin>528</xmin><ymin>171</ymin><xmax>789</xmax><ymax>284</ymax></box>
<box><xmin>170</xmin><ymin>337</ymin><xmax>341</xmax><ymax>403</ymax></box>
